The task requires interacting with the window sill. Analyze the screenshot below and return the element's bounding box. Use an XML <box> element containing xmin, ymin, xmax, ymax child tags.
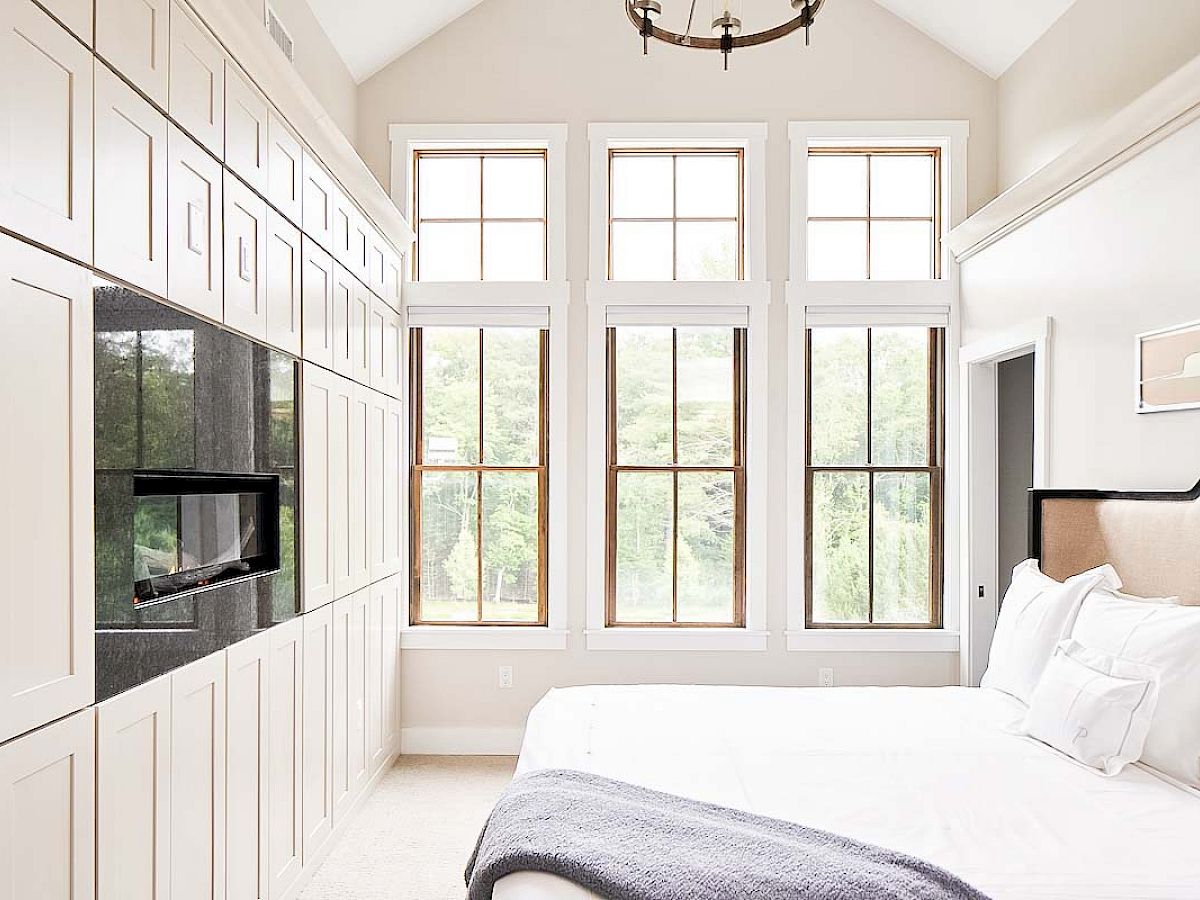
<box><xmin>786</xmin><ymin>629</ymin><xmax>960</xmax><ymax>653</ymax></box>
<box><xmin>400</xmin><ymin>627</ymin><xmax>569</xmax><ymax>651</ymax></box>
<box><xmin>585</xmin><ymin>628</ymin><xmax>769</xmax><ymax>652</ymax></box>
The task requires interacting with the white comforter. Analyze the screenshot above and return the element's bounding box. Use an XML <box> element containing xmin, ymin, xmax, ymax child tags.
<box><xmin>494</xmin><ymin>684</ymin><xmax>1200</xmax><ymax>899</ymax></box>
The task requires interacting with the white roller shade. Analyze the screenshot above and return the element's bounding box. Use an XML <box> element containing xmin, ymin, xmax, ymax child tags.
<box><xmin>804</xmin><ymin>305</ymin><xmax>949</xmax><ymax>328</ymax></box>
<box><xmin>605</xmin><ymin>305</ymin><xmax>749</xmax><ymax>327</ymax></box>
<box><xmin>406</xmin><ymin>305</ymin><xmax>549</xmax><ymax>328</ymax></box>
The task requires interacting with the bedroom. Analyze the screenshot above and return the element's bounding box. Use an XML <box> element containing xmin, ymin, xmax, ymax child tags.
<box><xmin>2</xmin><ymin>0</ymin><xmax>1200</xmax><ymax>898</ymax></box>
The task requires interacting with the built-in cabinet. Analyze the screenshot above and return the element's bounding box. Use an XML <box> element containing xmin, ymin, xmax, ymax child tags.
<box><xmin>301</xmin><ymin>238</ymin><xmax>336</xmax><ymax>370</ymax></box>
<box><xmin>95</xmin><ymin>0</ymin><xmax>169</xmax><ymax>105</ymax></box>
<box><xmin>266</xmin><ymin>209</ymin><xmax>303</xmax><ymax>356</ymax></box>
<box><xmin>168</xmin><ymin>123</ymin><xmax>223</xmax><ymax>320</ymax></box>
<box><xmin>302</xmin><ymin>151</ymin><xmax>334</xmax><ymax>248</ymax></box>
<box><xmin>168</xmin><ymin>0</ymin><xmax>224</xmax><ymax>157</ymax></box>
<box><xmin>226</xmin><ymin>634</ymin><xmax>269</xmax><ymax>900</ymax></box>
<box><xmin>301</xmin><ymin>606</ymin><xmax>335</xmax><ymax>863</ymax></box>
<box><xmin>267</xmin><ymin>619</ymin><xmax>304</xmax><ymax>899</ymax></box>
<box><xmin>224</xmin><ymin>63</ymin><xmax>269</xmax><ymax>195</ymax></box>
<box><xmin>223</xmin><ymin>171</ymin><xmax>267</xmax><ymax>340</ymax></box>
<box><xmin>268</xmin><ymin>111</ymin><xmax>303</xmax><ymax>225</ymax></box>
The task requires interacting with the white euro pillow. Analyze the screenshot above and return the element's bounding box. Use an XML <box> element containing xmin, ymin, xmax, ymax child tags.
<box><xmin>981</xmin><ymin>560</ymin><xmax>1118</xmax><ymax>704</ymax></box>
<box><xmin>1017</xmin><ymin>639</ymin><xmax>1159</xmax><ymax>776</ymax></box>
<box><xmin>1071</xmin><ymin>590</ymin><xmax>1200</xmax><ymax>787</ymax></box>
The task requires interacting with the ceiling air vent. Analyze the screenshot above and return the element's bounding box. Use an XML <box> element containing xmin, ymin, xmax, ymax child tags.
<box><xmin>266</xmin><ymin>5</ymin><xmax>295</xmax><ymax>63</ymax></box>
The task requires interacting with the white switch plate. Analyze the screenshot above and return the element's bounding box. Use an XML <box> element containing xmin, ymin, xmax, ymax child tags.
<box><xmin>498</xmin><ymin>665</ymin><xmax>514</xmax><ymax>689</ymax></box>
<box><xmin>818</xmin><ymin>667</ymin><xmax>835</xmax><ymax>688</ymax></box>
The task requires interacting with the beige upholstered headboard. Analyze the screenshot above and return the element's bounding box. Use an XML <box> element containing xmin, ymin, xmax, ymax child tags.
<box><xmin>1031</xmin><ymin>480</ymin><xmax>1200</xmax><ymax>605</ymax></box>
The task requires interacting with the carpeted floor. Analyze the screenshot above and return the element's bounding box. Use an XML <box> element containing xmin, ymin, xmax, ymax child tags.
<box><xmin>299</xmin><ymin>755</ymin><xmax>517</xmax><ymax>900</ymax></box>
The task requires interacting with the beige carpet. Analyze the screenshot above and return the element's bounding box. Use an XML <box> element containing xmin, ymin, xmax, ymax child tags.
<box><xmin>300</xmin><ymin>755</ymin><xmax>517</xmax><ymax>900</ymax></box>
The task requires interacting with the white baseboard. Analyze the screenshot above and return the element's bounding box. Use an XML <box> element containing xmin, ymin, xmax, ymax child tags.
<box><xmin>400</xmin><ymin>726</ymin><xmax>524</xmax><ymax>755</ymax></box>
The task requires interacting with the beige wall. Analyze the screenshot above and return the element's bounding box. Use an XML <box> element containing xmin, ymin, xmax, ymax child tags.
<box><xmin>997</xmin><ymin>0</ymin><xmax>1200</xmax><ymax>190</ymax></box>
<box><xmin>238</xmin><ymin>0</ymin><xmax>358</xmax><ymax>139</ymax></box>
<box><xmin>963</xmin><ymin>118</ymin><xmax>1200</xmax><ymax>494</ymax></box>
<box><xmin>357</xmin><ymin>0</ymin><xmax>996</xmax><ymax>743</ymax></box>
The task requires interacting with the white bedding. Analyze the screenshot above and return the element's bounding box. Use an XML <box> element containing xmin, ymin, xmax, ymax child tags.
<box><xmin>493</xmin><ymin>684</ymin><xmax>1200</xmax><ymax>900</ymax></box>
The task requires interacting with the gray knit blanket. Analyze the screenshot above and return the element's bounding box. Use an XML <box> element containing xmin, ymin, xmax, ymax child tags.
<box><xmin>465</xmin><ymin>770</ymin><xmax>989</xmax><ymax>900</ymax></box>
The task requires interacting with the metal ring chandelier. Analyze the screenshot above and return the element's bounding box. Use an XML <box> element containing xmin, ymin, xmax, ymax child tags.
<box><xmin>626</xmin><ymin>0</ymin><xmax>827</xmax><ymax>69</ymax></box>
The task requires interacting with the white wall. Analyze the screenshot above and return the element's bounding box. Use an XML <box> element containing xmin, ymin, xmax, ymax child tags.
<box><xmin>357</xmin><ymin>0</ymin><xmax>996</xmax><ymax>746</ymax></box>
<box><xmin>962</xmin><ymin>117</ymin><xmax>1200</xmax><ymax>494</ymax></box>
<box><xmin>997</xmin><ymin>0</ymin><xmax>1200</xmax><ymax>190</ymax></box>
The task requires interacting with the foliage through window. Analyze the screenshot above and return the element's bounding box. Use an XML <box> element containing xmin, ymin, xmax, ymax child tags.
<box><xmin>608</xmin><ymin>149</ymin><xmax>743</xmax><ymax>281</ymax></box>
<box><xmin>410</xmin><ymin>326</ymin><xmax>548</xmax><ymax>624</ymax></box>
<box><xmin>806</xmin><ymin>148</ymin><xmax>940</xmax><ymax>281</ymax></box>
<box><xmin>413</xmin><ymin>150</ymin><xmax>548</xmax><ymax>281</ymax></box>
<box><xmin>805</xmin><ymin>326</ymin><xmax>944</xmax><ymax>627</ymax></box>
<box><xmin>606</xmin><ymin>325</ymin><xmax>746</xmax><ymax>625</ymax></box>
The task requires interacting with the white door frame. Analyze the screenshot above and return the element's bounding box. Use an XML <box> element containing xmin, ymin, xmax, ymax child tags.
<box><xmin>958</xmin><ymin>317</ymin><xmax>1052</xmax><ymax>685</ymax></box>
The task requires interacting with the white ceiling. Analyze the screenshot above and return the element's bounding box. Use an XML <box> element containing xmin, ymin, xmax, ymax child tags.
<box><xmin>309</xmin><ymin>0</ymin><xmax>1078</xmax><ymax>85</ymax></box>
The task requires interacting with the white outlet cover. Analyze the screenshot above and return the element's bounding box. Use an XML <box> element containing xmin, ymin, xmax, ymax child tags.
<box><xmin>818</xmin><ymin>667</ymin><xmax>835</xmax><ymax>688</ymax></box>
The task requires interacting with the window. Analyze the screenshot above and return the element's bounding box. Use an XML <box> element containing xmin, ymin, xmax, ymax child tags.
<box><xmin>410</xmin><ymin>325</ymin><xmax>548</xmax><ymax>625</ymax></box>
<box><xmin>608</xmin><ymin>149</ymin><xmax>743</xmax><ymax>281</ymax></box>
<box><xmin>606</xmin><ymin>324</ymin><xmax>746</xmax><ymax>626</ymax></box>
<box><xmin>806</xmin><ymin>148</ymin><xmax>940</xmax><ymax>281</ymax></box>
<box><xmin>805</xmin><ymin>325</ymin><xmax>944</xmax><ymax>628</ymax></box>
<box><xmin>413</xmin><ymin>149</ymin><xmax>548</xmax><ymax>282</ymax></box>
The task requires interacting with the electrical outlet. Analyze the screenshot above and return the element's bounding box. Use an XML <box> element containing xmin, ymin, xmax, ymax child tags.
<box><xmin>818</xmin><ymin>667</ymin><xmax>835</xmax><ymax>688</ymax></box>
<box><xmin>498</xmin><ymin>665</ymin><xmax>514</xmax><ymax>689</ymax></box>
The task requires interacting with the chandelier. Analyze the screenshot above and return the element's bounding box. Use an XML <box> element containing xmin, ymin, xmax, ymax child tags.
<box><xmin>626</xmin><ymin>0</ymin><xmax>826</xmax><ymax>70</ymax></box>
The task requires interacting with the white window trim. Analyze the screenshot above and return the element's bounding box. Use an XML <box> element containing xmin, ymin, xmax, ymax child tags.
<box><xmin>588</xmin><ymin>122</ymin><xmax>769</xmax><ymax>297</ymax></box>
<box><xmin>785</xmin><ymin>120</ymin><xmax>968</xmax><ymax>653</ymax></box>
<box><xmin>584</xmin><ymin>282</ymin><xmax>770</xmax><ymax>652</ymax></box>
<box><xmin>399</xmin><ymin>285</ymin><xmax>570</xmax><ymax>651</ymax></box>
<box><xmin>387</xmin><ymin>122</ymin><xmax>569</xmax><ymax>286</ymax></box>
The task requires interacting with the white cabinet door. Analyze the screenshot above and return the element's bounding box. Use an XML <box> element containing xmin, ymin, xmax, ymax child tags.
<box><xmin>0</xmin><ymin>709</ymin><xmax>95</xmax><ymax>900</ymax></box>
<box><xmin>0</xmin><ymin>0</ymin><xmax>93</xmax><ymax>262</ymax></box>
<box><xmin>330</xmin><ymin>263</ymin><xmax>354</xmax><ymax>379</ymax></box>
<box><xmin>367</xmin><ymin>228</ymin><xmax>387</xmax><ymax>298</ymax></box>
<box><xmin>384</xmin><ymin>396</ymin><xmax>404</xmax><ymax>580</ymax></box>
<box><xmin>94</xmin><ymin>65</ymin><xmax>167</xmax><ymax>296</ymax></box>
<box><xmin>300</xmin><ymin>237</ymin><xmax>335</xmax><ymax>369</ymax></box>
<box><xmin>34</xmin><ymin>0</ymin><xmax>92</xmax><ymax>45</ymax></box>
<box><xmin>223</xmin><ymin>172</ymin><xmax>267</xmax><ymax>341</ymax></box>
<box><xmin>383</xmin><ymin>248</ymin><xmax>403</xmax><ymax>313</ymax></box>
<box><xmin>267</xmin><ymin>618</ymin><xmax>303</xmax><ymax>898</ymax></box>
<box><xmin>167</xmin><ymin>124</ymin><xmax>222</xmax><ymax>321</ymax></box>
<box><xmin>331</xmin><ymin>378</ymin><xmax>369</xmax><ymax>599</ymax></box>
<box><xmin>366</xmin><ymin>388</ymin><xmax>387</xmax><ymax>585</ymax></box>
<box><xmin>346</xmin><ymin>589</ymin><xmax>370</xmax><ymax>798</ymax></box>
<box><xmin>95</xmin><ymin>0</ymin><xmax>168</xmax><ymax>106</ymax></box>
<box><xmin>331</xmin><ymin>186</ymin><xmax>353</xmax><ymax>270</ymax></box>
<box><xmin>265</xmin><ymin>209</ymin><xmax>302</xmax><ymax>356</ymax></box>
<box><xmin>170</xmin><ymin>654</ymin><xmax>227</xmax><ymax>900</ymax></box>
<box><xmin>0</xmin><ymin>238</ymin><xmax>94</xmax><ymax>744</ymax></box>
<box><xmin>369</xmin><ymin>297</ymin><xmax>402</xmax><ymax>398</ymax></box>
<box><xmin>301</xmin><ymin>605</ymin><xmax>334</xmax><ymax>863</ymax></box>
<box><xmin>350</xmin><ymin>212</ymin><xmax>370</xmax><ymax>284</ymax></box>
<box><xmin>301</xmin><ymin>151</ymin><xmax>333</xmax><ymax>250</ymax></box>
<box><xmin>225</xmin><ymin>632</ymin><xmax>268</xmax><ymax>900</ymax></box>
<box><xmin>168</xmin><ymin>0</ymin><xmax>223</xmax><ymax>157</ymax></box>
<box><xmin>366</xmin><ymin>581</ymin><xmax>386</xmax><ymax>775</ymax></box>
<box><xmin>367</xmin><ymin>298</ymin><xmax>386</xmax><ymax>393</ymax></box>
<box><xmin>223</xmin><ymin>63</ymin><xmax>268</xmax><ymax>195</ymax></box>
<box><xmin>267</xmin><ymin>111</ymin><xmax>302</xmax><ymax>225</ymax></box>
<box><xmin>301</xmin><ymin>363</ymin><xmax>336</xmax><ymax>612</ymax></box>
<box><xmin>97</xmin><ymin>676</ymin><xmax>171</xmax><ymax>900</ymax></box>
<box><xmin>350</xmin><ymin>279</ymin><xmax>372</xmax><ymax>387</ymax></box>
<box><xmin>331</xmin><ymin>590</ymin><xmax>368</xmax><ymax>826</ymax></box>
<box><xmin>382</xmin><ymin>574</ymin><xmax>401</xmax><ymax>755</ymax></box>
<box><xmin>349</xmin><ymin>385</ymin><xmax>371</xmax><ymax>593</ymax></box>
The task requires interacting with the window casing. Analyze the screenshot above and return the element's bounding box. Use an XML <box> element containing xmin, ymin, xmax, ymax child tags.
<box><xmin>605</xmin><ymin>325</ymin><xmax>747</xmax><ymax>627</ymax></box>
<box><xmin>412</xmin><ymin>149</ymin><xmax>549</xmax><ymax>282</ymax></box>
<box><xmin>804</xmin><ymin>325</ymin><xmax>945</xmax><ymax>628</ymax></box>
<box><xmin>410</xmin><ymin>326</ymin><xmax>549</xmax><ymax>626</ymax></box>
<box><xmin>607</xmin><ymin>148</ymin><xmax>745</xmax><ymax>282</ymax></box>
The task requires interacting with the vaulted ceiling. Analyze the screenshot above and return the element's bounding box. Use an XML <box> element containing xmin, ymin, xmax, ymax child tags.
<box><xmin>306</xmin><ymin>0</ymin><xmax>1077</xmax><ymax>85</ymax></box>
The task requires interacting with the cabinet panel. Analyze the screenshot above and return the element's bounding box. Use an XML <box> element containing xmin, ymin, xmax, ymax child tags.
<box><xmin>170</xmin><ymin>653</ymin><xmax>227</xmax><ymax>900</ymax></box>
<box><xmin>366</xmin><ymin>389</ymin><xmax>387</xmax><ymax>585</ymax></box>
<box><xmin>332</xmin><ymin>377</ymin><xmax>369</xmax><ymax>599</ymax></box>
<box><xmin>348</xmin><ymin>385</ymin><xmax>371</xmax><ymax>592</ymax></box>
<box><xmin>223</xmin><ymin>64</ymin><xmax>268</xmax><ymax>195</ymax></box>
<box><xmin>301</xmin><ymin>605</ymin><xmax>334</xmax><ymax>863</ymax></box>
<box><xmin>267</xmin><ymin>618</ymin><xmax>303</xmax><ymax>898</ymax></box>
<box><xmin>225</xmin><ymin>632</ymin><xmax>268</xmax><ymax>900</ymax></box>
<box><xmin>350</xmin><ymin>212</ymin><xmax>370</xmax><ymax>284</ymax></box>
<box><xmin>367</xmin><ymin>228</ymin><xmax>387</xmax><ymax>298</ymax></box>
<box><xmin>366</xmin><ymin>582</ymin><xmax>386</xmax><ymax>774</ymax></box>
<box><xmin>94</xmin><ymin>65</ymin><xmax>167</xmax><ymax>296</ymax></box>
<box><xmin>34</xmin><ymin>0</ymin><xmax>92</xmax><ymax>44</ymax></box>
<box><xmin>331</xmin><ymin>590</ymin><xmax>368</xmax><ymax>827</ymax></box>
<box><xmin>300</xmin><ymin>237</ymin><xmax>335</xmax><ymax>369</ymax></box>
<box><xmin>330</xmin><ymin>263</ymin><xmax>354</xmax><ymax>379</ymax></box>
<box><xmin>0</xmin><ymin>709</ymin><xmax>95</xmax><ymax>900</ymax></box>
<box><xmin>301</xmin><ymin>363</ymin><xmax>336</xmax><ymax>611</ymax></box>
<box><xmin>370</xmin><ymin>297</ymin><xmax>402</xmax><ymax>398</ymax></box>
<box><xmin>301</xmin><ymin>151</ymin><xmax>333</xmax><ymax>249</ymax></box>
<box><xmin>383</xmin><ymin>249</ymin><xmax>403</xmax><ymax>313</ymax></box>
<box><xmin>267</xmin><ymin>111</ymin><xmax>302</xmax><ymax>225</ymax></box>
<box><xmin>384</xmin><ymin>397</ymin><xmax>404</xmax><ymax>580</ymax></box>
<box><xmin>331</xmin><ymin>186</ymin><xmax>353</xmax><ymax>270</ymax></box>
<box><xmin>97</xmin><ymin>676</ymin><xmax>171</xmax><ymax>900</ymax></box>
<box><xmin>0</xmin><ymin>238</ymin><xmax>94</xmax><ymax>744</ymax></box>
<box><xmin>167</xmin><ymin>124</ymin><xmax>222</xmax><ymax>321</ymax></box>
<box><xmin>367</xmin><ymin>298</ymin><xmax>386</xmax><ymax>393</ymax></box>
<box><xmin>350</xmin><ymin>279</ymin><xmax>372</xmax><ymax>386</ymax></box>
<box><xmin>347</xmin><ymin>589</ymin><xmax>370</xmax><ymax>797</ymax></box>
<box><xmin>168</xmin><ymin>0</ymin><xmax>223</xmax><ymax>156</ymax></box>
<box><xmin>265</xmin><ymin>209</ymin><xmax>302</xmax><ymax>355</ymax></box>
<box><xmin>0</xmin><ymin>0</ymin><xmax>93</xmax><ymax>262</ymax></box>
<box><xmin>223</xmin><ymin>171</ymin><xmax>267</xmax><ymax>341</ymax></box>
<box><xmin>382</xmin><ymin>574</ymin><xmax>400</xmax><ymax>755</ymax></box>
<box><xmin>95</xmin><ymin>0</ymin><xmax>169</xmax><ymax>105</ymax></box>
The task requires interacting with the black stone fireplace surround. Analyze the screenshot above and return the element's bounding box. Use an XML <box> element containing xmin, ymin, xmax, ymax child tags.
<box><xmin>93</xmin><ymin>280</ymin><xmax>299</xmax><ymax>701</ymax></box>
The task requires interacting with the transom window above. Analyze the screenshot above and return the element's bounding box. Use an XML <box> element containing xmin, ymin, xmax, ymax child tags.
<box><xmin>806</xmin><ymin>148</ymin><xmax>941</xmax><ymax>281</ymax></box>
<box><xmin>606</xmin><ymin>325</ymin><xmax>747</xmax><ymax>626</ymax></box>
<box><xmin>608</xmin><ymin>149</ymin><xmax>744</xmax><ymax>281</ymax></box>
<box><xmin>413</xmin><ymin>150</ymin><xmax>548</xmax><ymax>282</ymax></box>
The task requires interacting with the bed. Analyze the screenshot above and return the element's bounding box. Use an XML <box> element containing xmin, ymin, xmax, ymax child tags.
<box><xmin>490</xmin><ymin>480</ymin><xmax>1200</xmax><ymax>899</ymax></box>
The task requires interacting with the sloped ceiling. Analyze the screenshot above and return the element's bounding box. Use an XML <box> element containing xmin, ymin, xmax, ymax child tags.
<box><xmin>307</xmin><ymin>0</ymin><xmax>1077</xmax><ymax>85</ymax></box>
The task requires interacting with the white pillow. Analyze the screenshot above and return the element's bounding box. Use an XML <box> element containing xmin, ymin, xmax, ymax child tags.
<box><xmin>1017</xmin><ymin>639</ymin><xmax>1159</xmax><ymax>776</ymax></box>
<box><xmin>981</xmin><ymin>560</ymin><xmax>1118</xmax><ymax>704</ymax></box>
<box><xmin>1106</xmin><ymin>587</ymin><xmax>1180</xmax><ymax>605</ymax></box>
<box><xmin>1071</xmin><ymin>590</ymin><xmax>1200</xmax><ymax>787</ymax></box>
